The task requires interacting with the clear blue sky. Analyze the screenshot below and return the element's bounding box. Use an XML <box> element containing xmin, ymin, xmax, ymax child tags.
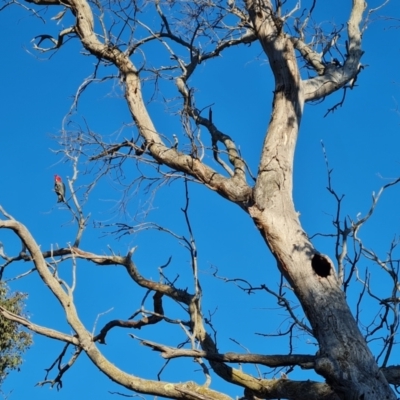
<box><xmin>1</xmin><ymin>1</ymin><xmax>400</xmax><ymax>399</ymax></box>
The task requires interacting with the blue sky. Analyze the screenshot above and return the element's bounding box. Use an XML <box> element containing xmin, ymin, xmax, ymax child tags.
<box><xmin>1</xmin><ymin>1</ymin><xmax>400</xmax><ymax>399</ymax></box>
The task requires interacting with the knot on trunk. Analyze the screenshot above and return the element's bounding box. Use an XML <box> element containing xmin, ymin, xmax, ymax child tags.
<box><xmin>315</xmin><ymin>354</ymin><xmax>336</xmax><ymax>378</ymax></box>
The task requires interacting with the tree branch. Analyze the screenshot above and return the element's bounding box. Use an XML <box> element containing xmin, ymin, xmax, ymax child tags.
<box><xmin>0</xmin><ymin>218</ymin><xmax>233</xmax><ymax>400</ymax></box>
<box><xmin>302</xmin><ymin>0</ymin><xmax>366</xmax><ymax>101</ymax></box>
<box><xmin>0</xmin><ymin>306</ymin><xmax>78</xmax><ymax>345</ymax></box>
<box><xmin>139</xmin><ymin>338</ymin><xmax>315</xmax><ymax>368</ymax></box>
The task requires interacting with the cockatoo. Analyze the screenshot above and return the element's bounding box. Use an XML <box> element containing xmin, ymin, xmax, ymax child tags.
<box><xmin>54</xmin><ymin>175</ymin><xmax>66</xmax><ymax>203</ymax></box>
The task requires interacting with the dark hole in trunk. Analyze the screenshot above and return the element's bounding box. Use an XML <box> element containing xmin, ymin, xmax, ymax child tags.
<box><xmin>311</xmin><ymin>254</ymin><xmax>331</xmax><ymax>278</ymax></box>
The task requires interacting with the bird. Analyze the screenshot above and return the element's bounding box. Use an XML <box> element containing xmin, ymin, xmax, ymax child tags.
<box><xmin>54</xmin><ymin>175</ymin><xmax>66</xmax><ymax>203</ymax></box>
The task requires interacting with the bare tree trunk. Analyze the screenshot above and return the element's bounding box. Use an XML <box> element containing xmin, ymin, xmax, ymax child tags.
<box><xmin>246</xmin><ymin>2</ymin><xmax>395</xmax><ymax>398</ymax></box>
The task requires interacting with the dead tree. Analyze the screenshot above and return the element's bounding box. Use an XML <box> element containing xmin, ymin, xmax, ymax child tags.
<box><xmin>0</xmin><ymin>1</ymin><xmax>399</xmax><ymax>399</ymax></box>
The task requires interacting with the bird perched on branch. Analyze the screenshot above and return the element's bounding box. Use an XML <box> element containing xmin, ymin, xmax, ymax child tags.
<box><xmin>54</xmin><ymin>175</ymin><xmax>66</xmax><ymax>203</ymax></box>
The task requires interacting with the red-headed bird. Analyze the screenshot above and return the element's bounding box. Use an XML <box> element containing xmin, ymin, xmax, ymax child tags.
<box><xmin>54</xmin><ymin>175</ymin><xmax>66</xmax><ymax>203</ymax></box>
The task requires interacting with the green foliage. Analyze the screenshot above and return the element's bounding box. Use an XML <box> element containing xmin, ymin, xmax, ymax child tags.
<box><xmin>0</xmin><ymin>282</ymin><xmax>32</xmax><ymax>386</ymax></box>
